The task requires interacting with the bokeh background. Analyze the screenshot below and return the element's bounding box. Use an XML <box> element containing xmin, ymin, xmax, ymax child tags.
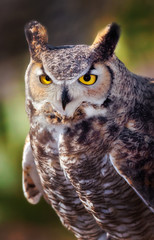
<box><xmin>0</xmin><ymin>0</ymin><xmax>154</xmax><ymax>239</ymax></box>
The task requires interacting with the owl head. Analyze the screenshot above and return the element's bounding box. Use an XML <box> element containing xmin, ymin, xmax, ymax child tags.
<box><xmin>25</xmin><ymin>21</ymin><xmax>120</xmax><ymax>120</ymax></box>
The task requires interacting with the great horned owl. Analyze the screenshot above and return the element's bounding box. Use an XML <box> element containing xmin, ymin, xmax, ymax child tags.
<box><xmin>22</xmin><ymin>21</ymin><xmax>154</xmax><ymax>240</ymax></box>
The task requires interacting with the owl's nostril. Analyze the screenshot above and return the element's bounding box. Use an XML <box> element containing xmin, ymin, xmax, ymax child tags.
<box><xmin>61</xmin><ymin>87</ymin><xmax>71</xmax><ymax>110</ymax></box>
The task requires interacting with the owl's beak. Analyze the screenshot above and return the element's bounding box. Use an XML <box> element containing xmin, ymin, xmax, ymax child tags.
<box><xmin>61</xmin><ymin>87</ymin><xmax>71</xmax><ymax>110</ymax></box>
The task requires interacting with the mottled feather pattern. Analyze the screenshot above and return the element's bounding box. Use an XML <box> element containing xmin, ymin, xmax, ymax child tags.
<box><xmin>30</xmin><ymin>123</ymin><xmax>104</xmax><ymax>240</ymax></box>
<box><xmin>23</xmin><ymin>20</ymin><xmax>154</xmax><ymax>240</ymax></box>
<box><xmin>59</xmin><ymin>119</ymin><xmax>154</xmax><ymax>239</ymax></box>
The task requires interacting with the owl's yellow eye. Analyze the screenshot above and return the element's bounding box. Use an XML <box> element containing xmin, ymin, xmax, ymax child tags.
<box><xmin>78</xmin><ymin>74</ymin><xmax>97</xmax><ymax>85</ymax></box>
<box><xmin>40</xmin><ymin>75</ymin><xmax>52</xmax><ymax>85</ymax></box>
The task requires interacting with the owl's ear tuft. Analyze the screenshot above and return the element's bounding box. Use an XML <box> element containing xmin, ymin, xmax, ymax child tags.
<box><xmin>92</xmin><ymin>23</ymin><xmax>121</xmax><ymax>61</ymax></box>
<box><xmin>24</xmin><ymin>20</ymin><xmax>48</xmax><ymax>60</ymax></box>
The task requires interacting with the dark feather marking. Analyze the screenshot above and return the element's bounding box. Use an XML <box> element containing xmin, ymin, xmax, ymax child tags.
<box><xmin>108</xmin><ymin>124</ymin><xmax>119</xmax><ymax>135</ymax></box>
<box><xmin>102</xmin><ymin>66</ymin><xmax>114</xmax><ymax>108</ymax></box>
<box><xmin>77</xmin><ymin>120</ymin><xmax>92</xmax><ymax>144</ymax></box>
<box><xmin>97</xmin><ymin>116</ymin><xmax>108</xmax><ymax>124</ymax></box>
<box><xmin>27</xmin><ymin>183</ymin><xmax>35</xmax><ymax>188</ymax></box>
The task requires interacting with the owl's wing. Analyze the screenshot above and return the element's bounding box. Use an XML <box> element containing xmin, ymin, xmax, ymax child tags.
<box><xmin>110</xmin><ymin>130</ymin><xmax>154</xmax><ymax>212</ymax></box>
<box><xmin>22</xmin><ymin>135</ymin><xmax>43</xmax><ymax>204</ymax></box>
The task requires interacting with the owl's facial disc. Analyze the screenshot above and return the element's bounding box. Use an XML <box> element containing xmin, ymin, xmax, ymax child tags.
<box><xmin>25</xmin><ymin>21</ymin><xmax>120</xmax><ymax>118</ymax></box>
<box><xmin>26</xmin><ymin>60</ymin><xmax>112</xmax><ymax>119</ymax></box>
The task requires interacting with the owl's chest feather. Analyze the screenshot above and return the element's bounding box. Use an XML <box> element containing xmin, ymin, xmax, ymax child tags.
<box><xmin>31</xmin><ymin>116</ymin><xmax>110</xmax><ymax>186</ymax></box>
<box><xmin>30</xmin><ymin>117</ymin><xmax>154</xmax><ymax>240</ymax></box>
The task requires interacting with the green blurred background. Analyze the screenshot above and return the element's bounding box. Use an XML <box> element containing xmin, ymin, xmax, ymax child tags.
<box><xmin>0</xmin><ymin>0</ymin><xmax>154</xmax><ymax>239</ymax></box>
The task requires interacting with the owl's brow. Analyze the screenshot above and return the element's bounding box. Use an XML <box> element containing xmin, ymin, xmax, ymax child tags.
<box><xmin>90</xmin><ymin>64</ymin><xmax>95</xmax><ymax>70</ymax></box>
<box><xmin>47</xmin><ymin>44</ymin><xmax>75</xmax><ymax>51</ymax></box>
<box><xmin>85</xmin><ymin>64</ymin><xmax>95</xmax><ymax>75</ymax></box>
